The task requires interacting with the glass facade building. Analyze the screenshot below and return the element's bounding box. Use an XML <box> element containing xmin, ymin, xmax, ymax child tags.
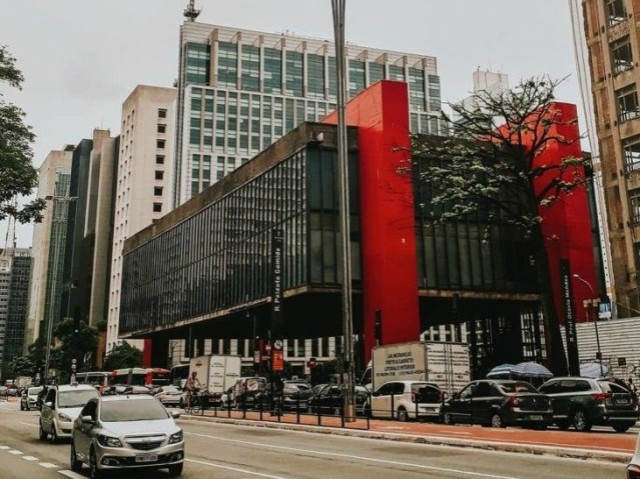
<box><xmin>174</xmin><ymin>23</ymin><xmax>444</xmax><ymax>207</ymax></box>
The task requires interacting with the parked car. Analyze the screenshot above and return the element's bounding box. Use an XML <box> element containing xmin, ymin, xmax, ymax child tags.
<box><xmin>230</xmin><ymin>377</ymin><xmax>267</xmax><ymax>408</ymax></box>
<box><xmin>20</xmin><ymin>386</ymin><xmax>43</xmax><ymax>411</ymax></box>
<box><xmin>155</xmin><ymin>386</ymin><xmax>182</xmax><ymax>407</ymax></box>
<box><xmin>308</xmin><ymin>384</ymin><xmax>370</xmax><ymax>415</ymax></box>
<box><xmin>39</xmin><ymin>384</ymin><xmax>100</xmax><ymax>442</ymax></box>
<box><xmin>369</xmin><ymin>380</ymin><xmax>443</xmax><ymax>422</ymax></box>
<box><xmin>441</xmin><ymin>380</ymin><xmax>553</xmax><ymax>429</ymax></box>
<box><xmin>539</xmin><ymin>377</ymin><xmax>639</xmax><ymax>432</ymax></box>
<box><xmin>628</xmin><ymin>431</ymin><xmax>640</xmax><ymax>478</ymax></box>
<box><xmin>70</xmin><ymin>395</ymin><xmax>184</xmax><ymax>478</ymax></box>
<box><xmin>255</xmin><ymin>380</ymin><xmax>313</xmax><ymax>410</ymax></box>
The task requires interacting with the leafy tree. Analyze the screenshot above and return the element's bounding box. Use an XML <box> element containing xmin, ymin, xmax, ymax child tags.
<box><xmin>103</xmin><ymin>341</ymin><xmax>143</xmax><ymax>370</ymax></box>
<box><xmin>411</xmin><ymin>77</ymin><xmax>588</xmax><ymax>376</ymax></box>
<box><xmin>0</xmin><ymin>45</ymin><xmax>45</xmax><ymax>223</ymax></box>
<box><xmin>5</xmin><ymin>356</ymin><xmax>36</xmax><ymax>377</ymax></box>
<box><xmin>52</xmin><ymin>318</ymin><xmax>98</xmax><ymax>375</ymax></box>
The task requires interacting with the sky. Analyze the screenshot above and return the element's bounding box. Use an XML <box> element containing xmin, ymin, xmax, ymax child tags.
<box><xmin>0</xmin><ymin>0</ymin><xmax>583</xmax><ymax>247</ymax></box>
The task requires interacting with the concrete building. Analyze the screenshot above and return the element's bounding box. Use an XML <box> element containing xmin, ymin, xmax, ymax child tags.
<box><xmin>454</xmin><ymin>69</ymin><xmax>509</xmax><ymax>120</ymax></box>
<box><xmin>106</xmin><ymin>86</ymin><xmax>177</xmax><ymax>353</ymax></box>
<box><xmin>25</xmin><ymin>147</ymin><xmax>73</xmax><ymax>349</ymax></box>
<box><xmin>172</xmin><ymin>21</ymin><xmax>445</xmax><ymax>207</ymax></box>
<box><xmin>581</xmin><ymin>0</ymin><xmax>640</xmax><ymax>317</ymax></box>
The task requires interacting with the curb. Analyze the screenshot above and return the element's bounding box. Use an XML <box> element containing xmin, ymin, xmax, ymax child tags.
<box><xmin>178</xmin><ymin>414</ymin><xmax>633</xmax><ymax>464</ymax></box>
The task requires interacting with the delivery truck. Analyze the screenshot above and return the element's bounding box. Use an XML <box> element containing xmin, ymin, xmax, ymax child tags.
<box><xmin>188</xmin><ymin>354</ymin><xmax>241</xmax><ymax>404</ymax></box>
<box><xmin>364</xmin><ymin>341</ymin><xmax>471</xmax><ymax>395</ymax></box>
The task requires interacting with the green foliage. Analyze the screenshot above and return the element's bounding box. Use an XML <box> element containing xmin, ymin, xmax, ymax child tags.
<box><xmin>52</xmin><ymin>318</ymin><xmax>98</xmax><ymax>375</ymax></box>
<box><xmin>0</xmin><ymin>45</ymin><xmax>45</xmax><ymax>223</ymax></box>
<box><xmin>6</xmin><ymin>356</ymin><xmax>36</xmax><ymax>377</ymax></box>
<box><xmin>104</xmin><ymin>341</ymin><xmax>143</xmax><ymax>370</ymax></box>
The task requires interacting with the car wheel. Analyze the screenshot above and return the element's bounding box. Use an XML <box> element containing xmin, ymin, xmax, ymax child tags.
<box><xmin>70</xmin><ymin>441</ymin><xmax>82</xmax><ymax>472</ymax></box>
<box><xmin>90</xmin><ymin>448</ymin><xmax>104</xmax><ymax>479</ymax></box>
<box><xmin>443</xmin><ymin>412</ymin><xmax>455</xmax><ymax>425</ymax></box>
<box><xmin>168</xmin><ymin>462</ymin><xmax>184</xmax><ymax>477</ymax></box>
<box><xmin>613</xmin><ymin>423</ymin><xmax>633</xmax><ymax>433</ymax></box>
<box><xmin>50</xmin><ymin>424</ymin><xmax>58</xmax><ymax>444</ymax></box>
<box><xmin>571</xmin><ymin>410</ymin><xmax>591</xmax><ymax>432</ymax></box>
<box><xmin>397</xmin><ymin>408</ymin><xmax>409</xmax><ymax>422</ymax></box>
<box><xmin>490</xmin><ymin>413</ymin><xmax>504</xmax><ymax>428</ymax></box>
<box><xmin>38</xmin><ymin>421</ymin><xmax>47</xmax><ymax>441</ymax></box>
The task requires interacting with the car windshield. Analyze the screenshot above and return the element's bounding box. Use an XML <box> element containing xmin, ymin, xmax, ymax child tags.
<box><xmin>498</xmin><ymin>382</ymin><xmax>538</xmax><ymax>394</ymax></box>
<box><xmin>58</xmin><ymin>389</ymin><xmax>99</xmax><ymax>408</ymax></box>
<box><xmin>101</xmin><ymin>399</ymin><xmax>169</xmax><ymax>422</ymax></box>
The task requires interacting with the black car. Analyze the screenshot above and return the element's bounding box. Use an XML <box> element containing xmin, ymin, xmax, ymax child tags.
<box><xmin>255</xmin><ymin>380</ymin><xmax>313</xmax><ymax>410</ymax></box>
<box><xmin>308</xmin><ymin>384</ymin><xmax>370</xmax><ymax>416</ymax></box>
<box><xmin>539</xmin><ymin>377</ymin><xmax>639</xmax><ymax>432</ymax></box>
<box><xmin>441</xmin><ymin>380</ymin><xmax>553</xmax><ymax>429</ymax></box>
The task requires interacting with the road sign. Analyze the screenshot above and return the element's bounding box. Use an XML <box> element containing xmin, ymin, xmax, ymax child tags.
<box><xmin>306</xmin><ymin>358</ymin><xmax>317</xmax><ymax>368</ymax></box>
<box><xmin>273</xmin><ymin>339</ymin><xmax>283</xmax><ymax>350</ymax></box>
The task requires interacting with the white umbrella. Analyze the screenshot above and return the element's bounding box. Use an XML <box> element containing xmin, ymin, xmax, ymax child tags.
<box><xmin>486</xmin><ymin>364</ymin><xmax>514</xmax><ymax>378</ymax></box>
<box><xmin>511</xmin><ymin>361</ymin><xmax>553</xmax><ymax>379</ymax></box>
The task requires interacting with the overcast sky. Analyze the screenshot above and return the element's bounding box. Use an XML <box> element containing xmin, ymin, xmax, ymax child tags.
<box><xmin>1</xmin><ymin>0</ymin><xmax>583</xmax><ymax>247</ymax></box>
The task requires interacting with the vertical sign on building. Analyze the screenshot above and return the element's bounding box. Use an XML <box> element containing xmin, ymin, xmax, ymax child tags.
<box><xmin>559</xmin><ymin>259</ymin><xmax>580</xmax><ymax>376</ymax></box>
<box><xmin>271</xmin><ymin>229</ymin><xmax>284</xmax><ymax>372</ymax></box>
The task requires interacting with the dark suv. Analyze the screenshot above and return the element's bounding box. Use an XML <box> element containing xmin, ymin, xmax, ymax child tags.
<box><xmin>539</xmin><ymin>377</ymin><xmax>639</xmax><ymax>432</ymax></box>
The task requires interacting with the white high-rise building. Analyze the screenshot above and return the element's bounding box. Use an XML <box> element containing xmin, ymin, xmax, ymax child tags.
<box><xmin>173</xmin><ymin>22</ymin><xmax>445</xmax><ymax>207</ymax></box>
<box><xmin>106</xmin><ymin>86</ymin><xmax>177</xmax><ymax>352</ymax></box>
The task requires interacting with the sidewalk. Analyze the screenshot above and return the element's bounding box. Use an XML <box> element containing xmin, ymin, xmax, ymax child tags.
<box><xmin>178</xmin><ymin>408</ymin><xmax>636</xmax><ymax>464</ymax></box>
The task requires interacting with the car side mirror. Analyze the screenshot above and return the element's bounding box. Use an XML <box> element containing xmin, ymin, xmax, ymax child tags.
<box><xmin>81</xmin><ymin>415</ymin><xmax>94</xmax><ymax>424</ymax></box>
<box><xmin>170</xmin><ymin>411</ymin><xmax>181</xmax><ymax>419</ymax></box>
<box><xmin>44</xmin><ymin>401</ymin><xmax>53</xmax><ymax>408</ymax></box>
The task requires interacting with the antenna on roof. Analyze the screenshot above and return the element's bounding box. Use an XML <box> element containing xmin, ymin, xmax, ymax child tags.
<box><xmin>183</xmin><ymin>0</ymin><xmax>201</xmax><ymax>22</ymax></box>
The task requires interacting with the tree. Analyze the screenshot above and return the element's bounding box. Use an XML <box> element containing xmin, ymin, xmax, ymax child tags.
<box><xmin>0</xmin><ymin>45</ymin><xmax>45</xmax><ymax>223</ymax></box>
<box><xmin>103</xmin><ymin>342</ymin><xmax>143</xmax><ymax>370</ymax></box>
<box><xmin>52</xmin><ymin>318</ymin><xmax>98</xmax><ymax>376</ymax></box>
<box><xmin>411</xmin><ymin>77</ymin><xmax>588</xmax><ymax>376</ymax></box>
<box><xmin>5</xmin><ymin>356</ymin><xmax>36</xmax><ymax>377</ymax></box>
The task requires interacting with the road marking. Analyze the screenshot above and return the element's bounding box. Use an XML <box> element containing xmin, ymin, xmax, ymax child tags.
<box><xmin>9</xmin><ymin>450</ymin><xmax>23</xmax><ymax>455</ymax></box>
<box><xmin>22</xmin><ymin>456</ymin><xmax>38</xmax><ymax>461</ymax></box>
<box><xmin>39</xmin><ymin>462</ymin><xmax>58</xmax><ymax>469</ymax></box>
<box><xmin>59</xmin><ymin>470</ymin><xmax>85</xmax><ymax>479</ymax></box>
<box><xmin>186</xmin><ymin>458</ymin><xmax>291</xmax><ymax>479</ymax></box>
<box><xmin>0</xmin><ymin>446</ymin><xmax>9</xmax><ymax>450</ymax></box>
<box><xmin>186</xmin><ymin>432</ymin><xmax>526</xmax><ymax>479</ymax></box>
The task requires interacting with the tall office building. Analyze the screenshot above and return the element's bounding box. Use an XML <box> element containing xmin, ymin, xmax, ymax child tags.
<box><xmin>173</xmin><ymin>21</ymin><xmax>444</xmax><ymax>206</ymax></box>
<box><xmin>106</xmin><ymin>86</ymin><xmax>177</xmax><ymax>352</ymax></box>
<box><xmin>582</xmin><ymin>0</ymin><xmax>640</xmax><ymax>317</ymax></box>
<box><xmin>25</xmin><ymin>148</ymin><xmax>73</xmax><ymax>348</ymax></box>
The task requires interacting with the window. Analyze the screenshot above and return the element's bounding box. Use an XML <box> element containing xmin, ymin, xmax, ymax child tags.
<box><xmin>611</xmin><ymin>36</ymin><xmax>633</xmax><ymax>74</ymax></box>
<box><xmin>154</xmin><ymin>186</ymin><xmax>163</xmax><ymax>196</ymax></box>
<box><xmin>158</xmin><ymin>108</ymin><xmax>167</xmax><ymax>118</ymax></box>
<box><xmin>153</xmin><ymin>203</ymin><xmax>162</xmax><ymax>213</ymax></box>
<box><xmin>157</xmin><ymin>139</ymin><xmax>166</xmax><ymax>149</ymax></box>
<box><xmin>616</xmin><ymin>84</ymin><xmax>640</xmax><ymax>122</ymax></box>
<box><xmin>607</xmin><ymin>0</ymin><xmax>626</xmax><ymax>26</ymax></box>
<box><xmin>157</xmin><ymin>124</ymin><xmax>167</xmax><ymax>134</ymax></box>
<box><xmin>155</xmin><ymin>170</ymin><xmax>164</xmax><ymax>180</ymax></box>
<box><xmin>156</xmin><ymin>155</ymin><xmax>165</xmax><ymax>165</ymax></box>
<box><xmin>629</xmin><ymin>188</ymin><xmax>640</xmax><ymax>224</ymax></box>
<box><xmin>622</xmin><ymin>135</ymin><xmax>640</xmax><ymax>173</ymax></box>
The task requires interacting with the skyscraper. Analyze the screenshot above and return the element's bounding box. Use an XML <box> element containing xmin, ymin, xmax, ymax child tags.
<box><xmin>581</xmin><ymin>0</ymin><xmax>640</xmax><ymax>317</ymax></box>
<box><xmin>173</xmin><ymin>22</ymin><xmax>444</xmax><ymax>207</ymax></box>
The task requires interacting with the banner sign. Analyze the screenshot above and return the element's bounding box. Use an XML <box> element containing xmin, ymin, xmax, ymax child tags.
<box><xmin>559</xmin><ymin>259</ymin><xmax>580</xmax><ymax>376</ymax></box>
<box><xmin>271</xmin><ymin>229</ymin><xmax>284</xmax><ymax>337</ymax></box>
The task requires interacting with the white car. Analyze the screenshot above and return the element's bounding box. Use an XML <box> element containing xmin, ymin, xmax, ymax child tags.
<box><xmin>39</xmin><ymin>384</ymin><xmax>100</xmax><ymax>442</ymax></box>
<box><xmin>369</xmin><ymin>380</ymin><xmax>443</xmax><ymax>421</ymax></box>
<box><xmin>628</xmin><ymin>432</ymin><xmax>640</xmax><ymax>478</ymax></box>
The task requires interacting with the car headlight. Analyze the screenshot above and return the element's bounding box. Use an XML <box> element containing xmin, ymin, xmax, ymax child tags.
<box><xmin>97</xmin><ymin>434</ymin><xmax>123</xmax><ymax>447</ymax></box>
<box><xmin>168</xmin><ymin>430</ymin><xmax>183</xmax><ymax>444</ymax></box>
<box><xmin>58</xmin><ymin>413</ymin><xmax>73</xmax><ymax>422</ymax></box>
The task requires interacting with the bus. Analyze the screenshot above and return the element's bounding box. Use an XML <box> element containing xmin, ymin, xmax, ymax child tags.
<box><xmin>75</xmin><ymin>371</ymin><xmax>110</xmax><ymax>394</ymax></box>
<box><xmin>108</xmin><ymin>368</ymin><xmax>171</xmax><ymax>390</ymax></box>
<box><xmin>170</xmin><ymin>364</ymin><xmax>190</xmax><ymax>389</ymax></box>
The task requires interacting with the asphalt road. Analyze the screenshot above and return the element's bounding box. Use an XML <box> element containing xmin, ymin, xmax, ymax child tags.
<box><xmin>0</xmin><ymin>399</ymin><xmax>629</xmax><ymax>479</ymax></box>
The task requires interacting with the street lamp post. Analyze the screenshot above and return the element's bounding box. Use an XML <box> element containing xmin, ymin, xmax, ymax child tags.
<box><xmin>572</xmin><ymin>274</ymin><xmax>604</xmax><ymax>377</ymax></box>
<box><xmin>331</xmin><ymin>0</ymin><xmax>356</xmax><ymax>422</ymax></box>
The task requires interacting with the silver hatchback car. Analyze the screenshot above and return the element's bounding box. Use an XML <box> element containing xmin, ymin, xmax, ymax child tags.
<box><xmin>70</xmin><ymin>395</ymin><xmax>184</xmax><ymax>479</ymax></box>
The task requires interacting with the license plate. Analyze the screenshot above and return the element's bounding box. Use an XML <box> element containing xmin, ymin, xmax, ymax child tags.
<box><xmin>135</xmin><ymin>454</ymin><xmax>158</xmax><ymax>463</ymax></box>
<box><xmin>529</xmin><ymin>415</ymin><xmax>544</xmax><ymax>421</ymax></box>
<box><xmin>616</xmin><ymin>398</ymin><xmax>630</xmax><ymax>405</ymax></box>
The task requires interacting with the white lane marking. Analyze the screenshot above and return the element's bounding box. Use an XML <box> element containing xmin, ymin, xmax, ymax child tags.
<box><xmin>59</xmin><ymin>470</ymin><xmax>86</xmax><ymax>479</ymax></box>
<box><xmin>9</xmin><ymin>450</ymin><xmax>23</xmax><ymax>455</ymax></box>
<box><xmin>22</xmin><ymin>456</ymin><xmax>39</xmax><ymax>461</ymax></box>
<box><xmin>39</xmin><ymin>462</ymin><xmax>59</xmax><ymax>469</ymax></box>
<box><xmin>186</xmin><ymin>432</ymin><xmax>525</xmax><ymax>479</ymax></box>
<box><xmin>0</xmin><ymin>446</ymin><xmax>10</xmax><ymax>450</ymax></box>
<box><xmin>18</xmin><ymin>421</ymin><xmax>38</xmax><ymax>428</ymax></box>
<box><xmin>186</xmin><ymin>458</ymin><xmax>290</xmax><ymax>479</ymax></box>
